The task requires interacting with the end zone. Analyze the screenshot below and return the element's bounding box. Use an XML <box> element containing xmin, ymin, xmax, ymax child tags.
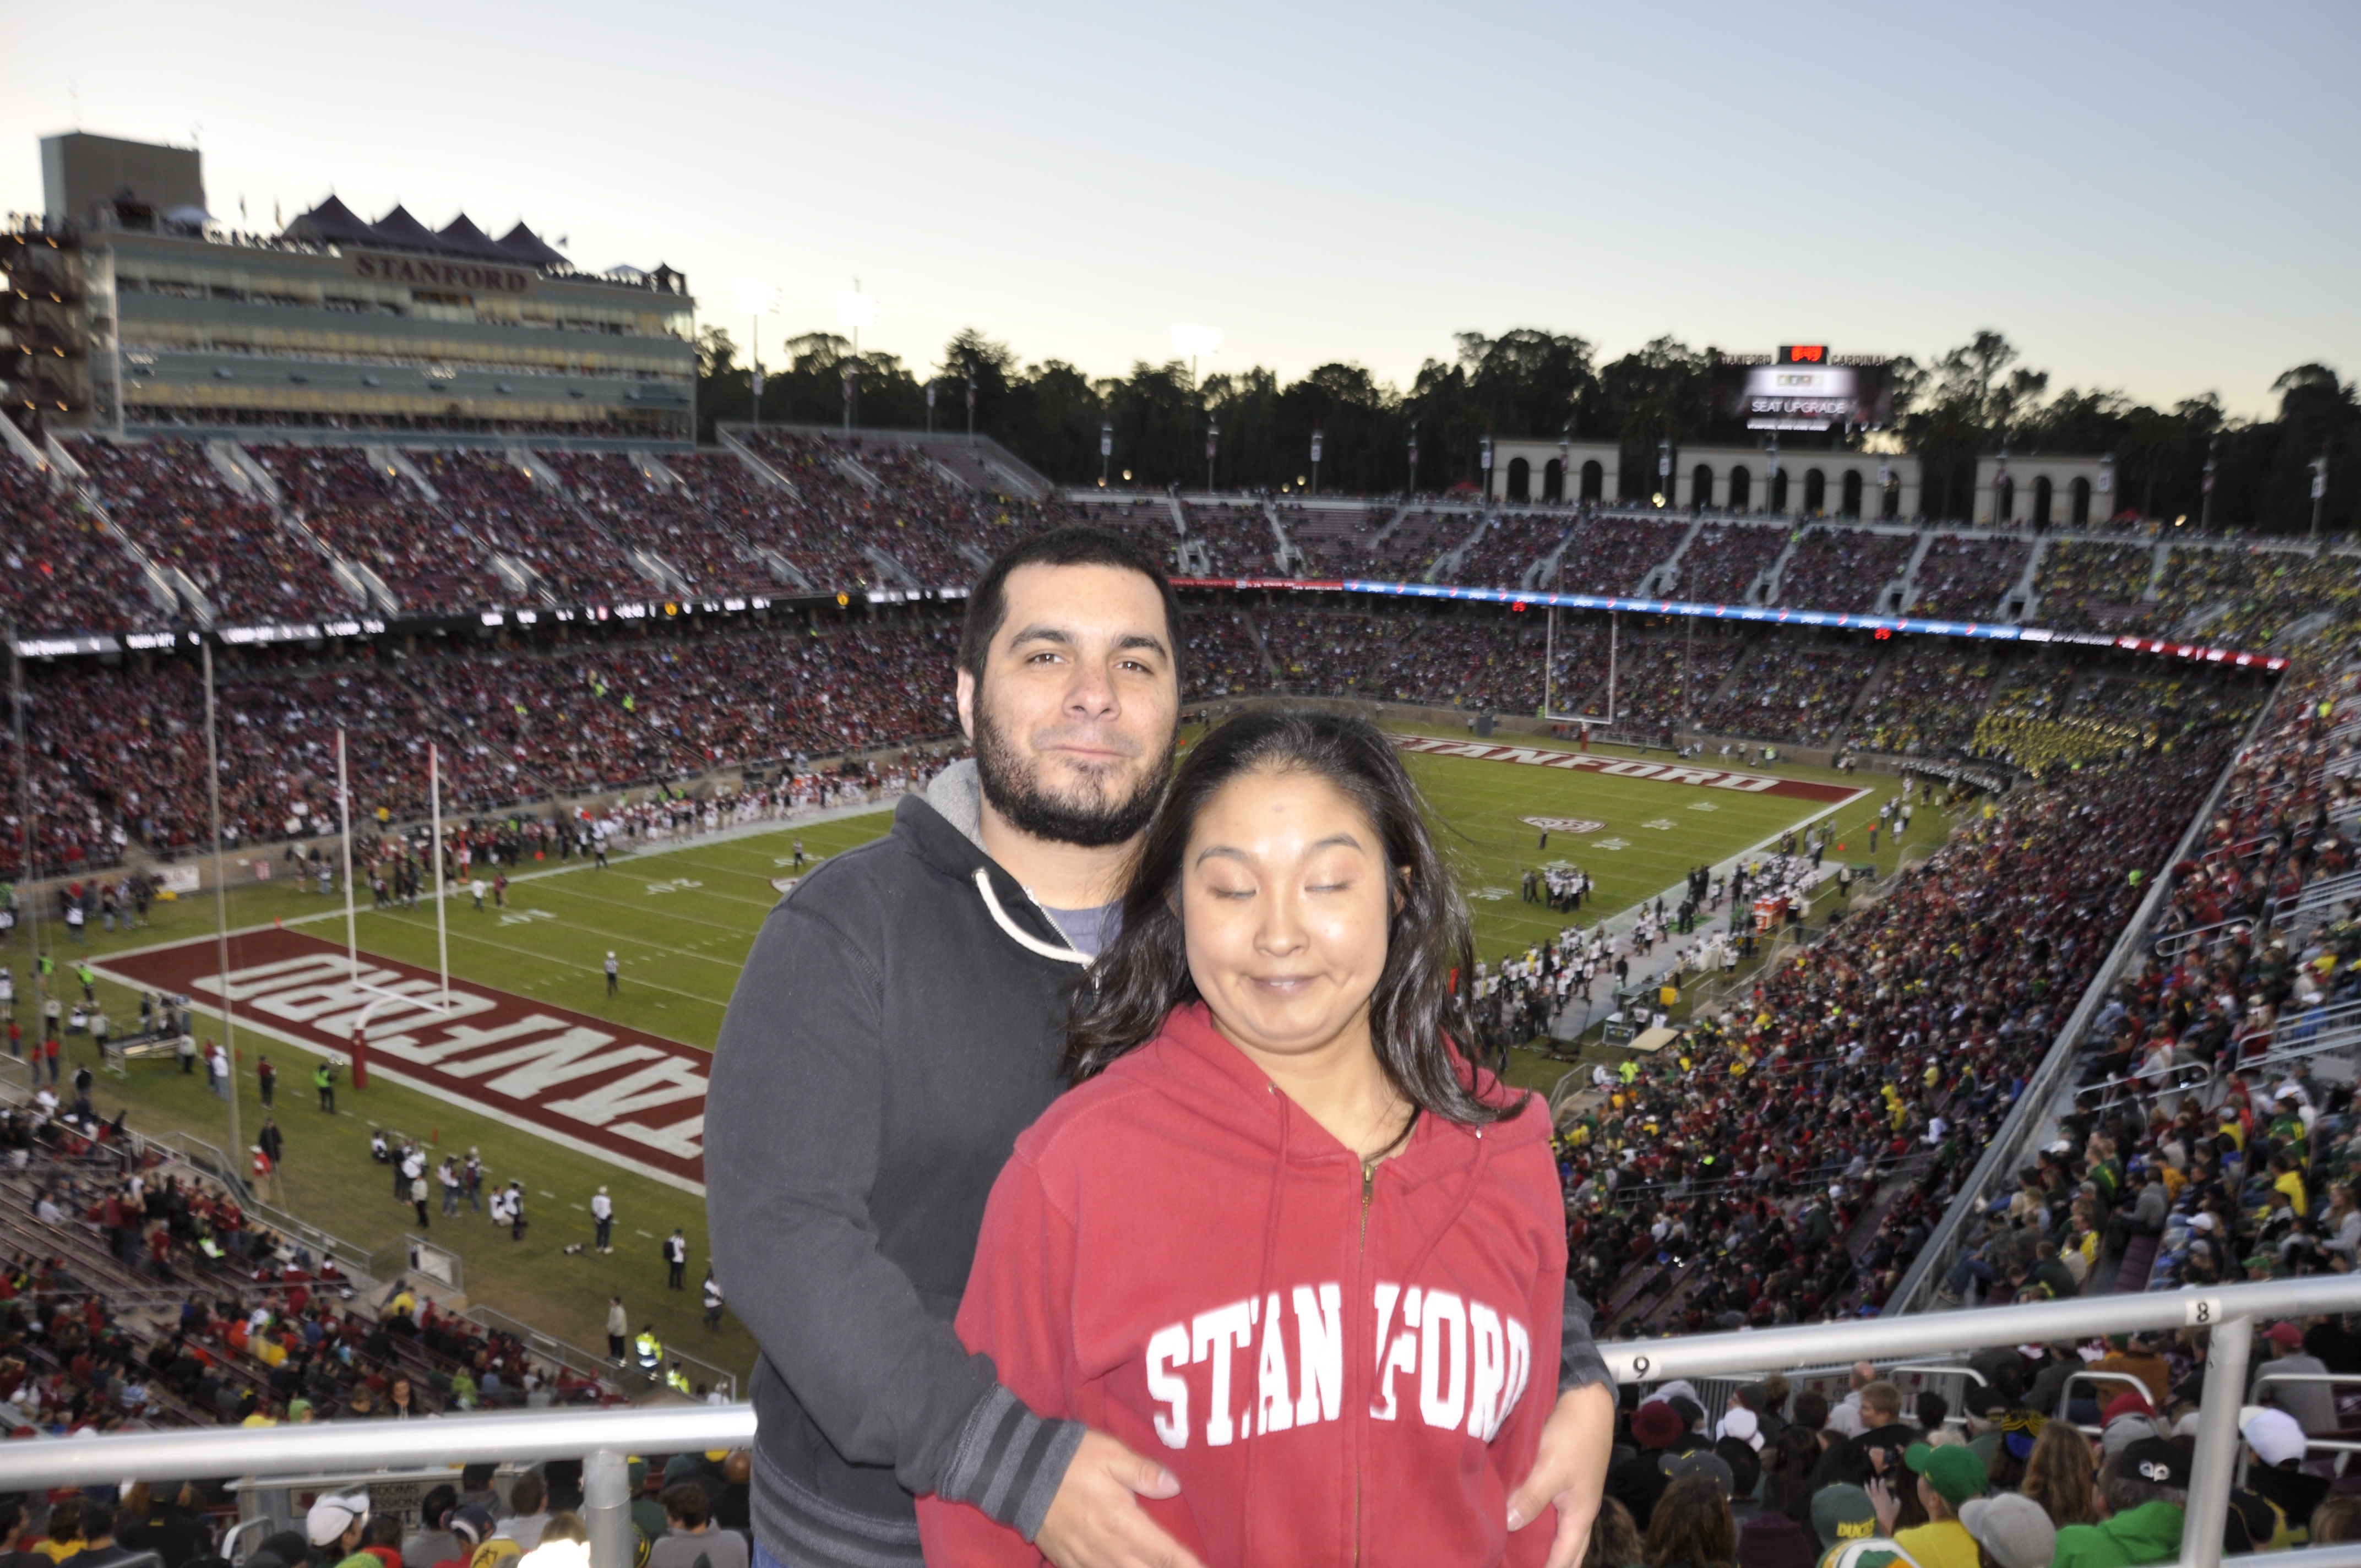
<box><xmin>95</xmin><ymin>928</ymin><xmax>710</xmax><ymax>1195</ymax></box>
<box><xmin>1391</xmin><ymin>733</ymin><xmax>1871</xmax><ymax>805</ymax></box>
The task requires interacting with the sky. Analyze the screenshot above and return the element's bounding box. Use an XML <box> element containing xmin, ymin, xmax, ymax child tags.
<box><xmin>7</xmin><ymin>0</ymin><xmax>2357</xmax><ymax>420</ymax></box>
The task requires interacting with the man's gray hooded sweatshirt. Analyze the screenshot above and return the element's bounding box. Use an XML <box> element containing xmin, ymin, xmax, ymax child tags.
<box><xmin>705</xmin><ymin>761</ymin><xmax>1610</xmax><ymax>1568</ymax></box>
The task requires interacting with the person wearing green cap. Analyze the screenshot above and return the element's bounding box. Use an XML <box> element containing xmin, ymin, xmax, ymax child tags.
<box><xmin>1811</xmin><ymin>1483</ymin><xmax>1880</xmax><ymax>1565</ymax></box>
<box><xmin>1870</xmin><ymin>1442</ymin><xmax>1987</xmax><ymax>1568</ymax></box>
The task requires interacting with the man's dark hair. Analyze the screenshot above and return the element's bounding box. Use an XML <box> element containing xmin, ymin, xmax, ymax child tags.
<box><xmin>1791</xmin><ymin>1389</ymin><xmax>1829</xmax><ymax>1431</ymax></box>
<box><xmin>1069</xmin><ymin>705</ymin><xmax>1518</xmax><ymax>1128</ymax></box>
<box><xmin>361</xmin><ymin>1515</ymin><xmax>402</xmax><ymax>1549</ymax></box>
<box><xmin>658</xmin><ymin>1482</ymin><xmax>710</xmax><ymax>1530</ymax></box>
<box><xmin>80</xmin><ymin>1504</ymin><xmax>115</xmax><ymax>1544</ymax></box>
<box><xmin>506</xmin><ymin>1473</ymin><xmax>546</xmax><ymax>1516</ymax></box>
<box><xmin>417</xmin><ymin>1485</ymin><xmax>458</xmax><ymax>1532</ymax></box>
<box><xmin>956</xmin><ymin>526</ymin><xmax>1183</xmax><ymax>690</ymax></box>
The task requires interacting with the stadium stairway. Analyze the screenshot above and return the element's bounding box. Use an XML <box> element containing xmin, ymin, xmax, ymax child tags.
<box><xmin>1759</xmin><ymin>529</ymin><xmax>1806</xmax><ymax>605</ymax></box>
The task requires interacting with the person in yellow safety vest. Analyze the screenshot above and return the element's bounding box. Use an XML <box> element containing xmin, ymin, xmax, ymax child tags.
<box><xmin>666</xmin><ymin>1362</ymin><xmax>693</xmax><ymax>1396</ymax></box>
<box><xmin>1618</xmin><ymin>1059</ymin><xmax>1638</xmax><ymax>1084</ymax></box>
<box><xmin>634</xmin><ymin>1326</ymin><xmax>662</xmax><ymax>1369</ymax></box>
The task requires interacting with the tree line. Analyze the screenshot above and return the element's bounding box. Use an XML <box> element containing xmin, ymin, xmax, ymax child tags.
<box><xmin>694</xmin><ymin>324</ymin><xmax>2355</xmax><ymax>535</ymax></box>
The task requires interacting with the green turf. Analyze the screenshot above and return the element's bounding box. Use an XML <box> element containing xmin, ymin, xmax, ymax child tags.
<box><xmin>8</xmin><ymin>733</ymin><xmax>1956</xmax><ymax>1380</ymax></box>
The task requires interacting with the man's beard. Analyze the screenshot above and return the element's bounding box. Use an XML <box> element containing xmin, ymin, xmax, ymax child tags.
<box><xmin>972</xmin><ymin>695</ymin><xmax>1171</xmax><ymax>851</ymax></box>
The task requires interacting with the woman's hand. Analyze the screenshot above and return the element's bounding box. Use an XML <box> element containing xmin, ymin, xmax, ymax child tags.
<box><xmin>1868</xmin><ymin>1476</ymin><xmax>1901</xmax><ymax>1534</ymax></box>
<box><xmin>1506</xmin><ymin>1381</ymin><xmax>1617</xmax><ymax>1568</ymax></box>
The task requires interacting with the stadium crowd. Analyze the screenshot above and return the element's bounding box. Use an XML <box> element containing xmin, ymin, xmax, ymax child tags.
<box><xmin>75</xmin><ymin>440</ymin><xmax>350</xmax><ymax>625</ymax></box>
<box><xmin>1562</xmin><ymin>715</ymin><xmax>2252</xmax><ymax>1338</ymax></box>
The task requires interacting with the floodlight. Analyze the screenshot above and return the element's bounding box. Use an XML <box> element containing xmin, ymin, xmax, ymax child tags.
<box><xmin>736</xmin><ymin>279</ymin><xmax>780</xmax><ymax>315</ymax></box>
<box><xmin>1171</xmin><ymin>324</ymin><xmax>1223</xmax><ymax>358</ymax></box>
<box><xmin>839</xmin><ymin>290</ymin><xmax>878</xmax><ymax>329</ymax></box>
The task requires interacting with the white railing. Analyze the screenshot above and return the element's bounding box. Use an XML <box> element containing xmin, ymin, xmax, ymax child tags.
<box><xmin>0</xmin><ymin>1277</ymin><xmax>2353</xmax><ymax>1568</ymax></box>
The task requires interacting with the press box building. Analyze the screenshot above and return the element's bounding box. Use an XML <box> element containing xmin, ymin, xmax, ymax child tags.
<box><xmin>14</xmin><ymin>132</ymin><xmax>695</xmax><ymax>441</ymax></box>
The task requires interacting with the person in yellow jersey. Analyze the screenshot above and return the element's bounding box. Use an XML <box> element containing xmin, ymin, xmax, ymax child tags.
<box><xmin>1868</xmin><ymin>1442</ymin><xmax>1987</xmax><ymax>1568</ymax></box>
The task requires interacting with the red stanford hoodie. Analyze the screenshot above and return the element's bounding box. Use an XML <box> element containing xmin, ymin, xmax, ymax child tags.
<box><xmin>917</xmin><ymin>1001</ymin><xmax>1565</xmax><ymax>1566</ymax></box>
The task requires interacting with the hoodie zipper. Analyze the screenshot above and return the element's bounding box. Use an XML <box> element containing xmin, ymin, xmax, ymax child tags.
<box><xmin>1354</xmin><ymin>1158</ymin><xmax>1374</xmax><ymax>1567</ymax></box>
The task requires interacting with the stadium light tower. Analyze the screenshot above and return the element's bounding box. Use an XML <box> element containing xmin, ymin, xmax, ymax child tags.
<box><xmin>1559</xmin><ymin>424</ymin><xmax>1571</xmax><ymax>507</ymax></box>
<box><xmin>1206</xmin><ymin>416</ymin><xmax>1219</xmax><ymax>494</ymax></box>
<box><xmin>838</xmin><ymin>282</ymin><xmax>877</xmax><ymax>432</ymax></box>
<box><xmin>1480</xmin><ymin>434</ymin><xmax>1494</xmax><ymax>503</ymax></box>
<box><xmin>2201</xmin><ymin>436</ymin><xmax>2218</xmax><ymax>531</ymax></box>
<box><xmin>2314</xmin><ymin>454</ymin><xmax>2331</xmax><ymax>540</ymax></box>
<box><xmin>735</xmin><ymin>279</ymin><xmax>779</xmax><ymax>428</ymax></box>
<box><xmin>1407</xmin><ymin>421</ymin><xmax>1419</xmax><ymax>497</ymax></box>
<box><xmin>966</xmin><ymin>373</ymin><xmax>976</xmax><ymax>444</ymax></box>
<box><xmin>1171</xmin><ymin>324</ymin><xmax>1222</xmax><ymax>390</ymax></box>
<box><xmin>1100</xmin><ymin>421</ymin><xmax>1112</xmax><ymax>487</ymax></box>
<box><xmin>1311</xmin><ymin>427</ymin><xmax>1324</xmax><ymax>498</ymax></box>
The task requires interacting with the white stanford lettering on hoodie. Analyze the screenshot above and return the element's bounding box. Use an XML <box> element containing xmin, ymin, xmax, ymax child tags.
<box><xmin>1145</xmin><ymin>1281</ymin><xmax>1530</xmax><ymax>1449</ymax></box>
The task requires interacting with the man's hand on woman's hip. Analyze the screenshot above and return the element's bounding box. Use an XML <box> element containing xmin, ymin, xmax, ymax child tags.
<box><xmin>1036</xmin><ymin>1430</ymin><xmax>1206</xmax><ymax>1568</ymax></box>
<box><xmin>1506</xmin><ymin>1381</ymin><xmax>1617</xmax><ymax>1568</ymax></box>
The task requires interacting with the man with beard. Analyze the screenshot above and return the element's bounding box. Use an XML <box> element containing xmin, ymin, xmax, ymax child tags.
<box><xmin>708</xmin><ymin>527</ymin><xmax>1612</xmax><ymax>1568</ymax></box>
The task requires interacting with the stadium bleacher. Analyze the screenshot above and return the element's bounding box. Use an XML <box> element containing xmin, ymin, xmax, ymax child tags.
<box><xmin>73</xmin><ymin>439</ymin><xmax>350</xmax><ymax>624</ymax></box>
<box><xmin>1774</xmin><ymin>525</ymin><xmax>1917</xmax><ymax>613</ymax></box>
<box><xmin>1668</xmin><ymin>522</ymin><xmax>1783</xmax><ymax>606</ymax></box>
<box><xmin>249</xmin><ymin>444</ymin><xmax>485</xmax><ymax>617</ymax></box>
<box><xmin>0</xmin><ymin>464</ymin><xmax>161</xmax><ymax>636</ymax></box>
<box><xmin>1910</xmin><ymin>532</ymin><xmax>2032</xmax><ymax>620</ymax></box>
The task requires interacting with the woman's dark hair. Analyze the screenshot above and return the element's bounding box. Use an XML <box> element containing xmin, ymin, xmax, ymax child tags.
<box><xmin>1645</xmin><ymin>1476</ymin><xmax>1736</xmax><ymax>1568</ymax></box>
<box><xmin>1763</xmin><ymin>1426</ymin><xmax>1823</xmax><ymax>1521</ymax></box>
<box><xmin>1585</xmin><ymin>1498</ymin><xmax>1645</xmax><ymax>1568</ymax></box>
<box><xmin>1066</xmin><ymin>706</ymin><xmax>1515</xmax><ymax>1125</ymax></box>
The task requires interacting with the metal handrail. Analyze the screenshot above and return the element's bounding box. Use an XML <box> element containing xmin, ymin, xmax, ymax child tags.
<box><xmin>0</xmin><ymin>1401</ymin><xmax>754</xmax><ymax>1488</ymax></box>
<box><xmin>0</xmin><ymin>1278</ymin><xmax>2352</xmax><ymax>1568</ymax></box>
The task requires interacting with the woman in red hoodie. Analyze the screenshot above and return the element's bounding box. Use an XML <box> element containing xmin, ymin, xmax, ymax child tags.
<box><xmin>919</xmin><ymin>707</ymin><xmax>1567</xmax><ymax>1566</ymax></box>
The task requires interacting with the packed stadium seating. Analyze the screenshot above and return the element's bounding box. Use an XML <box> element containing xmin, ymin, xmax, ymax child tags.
<box><xmin>1570</xmin><ymin>694</ymin><xmax>2261</xmax><ymax>1327</ymax></box>
<box><xmin>1667</xmin><ymin>522</ymin><xmax>1782</xmax><ymax>606</ymax></box>
<box><xmin>0</xmin><ymin>465</ymin><xmax>161</xmax><ymax>636</ymax></box>
<box><xmin>1550</xmin><ymin>516</ymin><xmax>1688</xmax><ymax>596</ymax></box>
<box><xmin>1908</xmin><ymin>532</ymin><xmax>2031</xmax><ymax>620</ymax></box>
<box><xmin>74</xmin><ymin>439</ymin><xmax>350</xmax><ymax>624</ymax></box>
<box><xmin>1445</xmin><ymin>514</ymin><xmax>1568</xmax><ymax>589</ymax></box>
<box><xmin>1694</xmin><ymin>639</ymin><xmax>1884</xmax><ymax>746</ymax></box>
<box><xmin>1358</xmin><ymin>508</ymin><xmax>1465</xmax><ymax>580</ymax></box>
<box><xmin>1179</xmin><ymin>500</ymin><xmax>1281</xmax><ymax>577</ymax></box>
<box><xmin>248</xmin><ymin>444</ymin><xmax>486</xmax><ymax>616</ymax></box>
<box><xmin>1277</xmin><ymin>502</ymin><xmax>1389</xmax><ymax>578</ymax></box>
<box><xmin>2034</xmin><ymin>539</ymin><xmax>2160</xmax><ymax>631</ymax></box>
<box><xmin>1923</xmin><ymin>669</ymin><xmax>2359</xmax><ymax>1313</ymax></box>
<box><xmin>1773</xmin><ymin>525</ymin><xmax>1916</xmax><ymax>613</ymax></box>
<box><xmin>1845</xmin><ymin>645</ymin><xmax>2004</xmax><ymax>757</ymax></box>
<box><xmin>406</xmin><ymin>449</ymin><xmax>644</xmax><ymax>604</ymax></box>
<box><xmin>1180</xmin><ymin>607</ymin><xmax>1267</xmax><ymax>697</ymax></box>
<box><xmin>539</xmin><ymin>452</ymin><xmax>775</xmax><ymax>598</ymax></box>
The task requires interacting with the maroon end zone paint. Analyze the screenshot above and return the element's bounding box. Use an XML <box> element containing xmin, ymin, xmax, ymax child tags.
<box><xmin>1390</xmin><ymin>734</ymin><xmax>1869</xmax><ymax>804</ymax></box>
<box><xmin>99</xmin><ymin>927</ymin><xmax>709</xmax><ymax>1191</ymax></box>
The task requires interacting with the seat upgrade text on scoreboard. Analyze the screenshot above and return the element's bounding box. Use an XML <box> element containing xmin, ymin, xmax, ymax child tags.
<box><xmin>1714</xmin><ymin>345</ymin><xmax>1896</xmax><ymax>433</ymax></box>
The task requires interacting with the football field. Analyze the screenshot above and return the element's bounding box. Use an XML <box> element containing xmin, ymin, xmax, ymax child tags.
<box><xmin>50</xmin><ymin>730</ymin><xmax>1919</xmax><ymax>1378</ymax></box>
<box><xmin>268</xmin><ymin>730</ymin><xmax>1868</xmax><ymax>1052</ymax></box>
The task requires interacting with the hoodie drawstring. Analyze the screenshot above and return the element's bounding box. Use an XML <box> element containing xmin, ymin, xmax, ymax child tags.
<box><xmin>971</xmin><ymin>868</ymin><xmax>1091</xmax><ymax>967</ymax></box>
<box><xmin>1241</xmin><ymin>1085</ymin><xmax>1292</xmax><ymax>1558</ymax></box>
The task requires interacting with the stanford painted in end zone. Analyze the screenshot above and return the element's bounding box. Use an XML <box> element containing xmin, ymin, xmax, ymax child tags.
<box><xmin>1390</xmin><ymin>734</ymin><xmax>1868</xmax><ymax>804</ymax></box>
<box><xmin>97</xmin><ymin>928</ymin><xmax>709</xmax><ymax>1191</ymax></box>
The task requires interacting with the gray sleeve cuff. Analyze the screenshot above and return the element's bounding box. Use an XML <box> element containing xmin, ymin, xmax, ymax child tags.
<box><xmin>1560</xmin><ymin>1281</ymin><xmax>1613</xmax><ymax>1393</ymax></box>
<box><xmin>938</xmin><ymin>1381</ymin><xmax>1091</xmax><ymax>1542</ymax></box>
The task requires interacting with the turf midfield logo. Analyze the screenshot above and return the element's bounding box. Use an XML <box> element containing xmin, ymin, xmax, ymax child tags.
<box><xmin>1520</xmin><ymin>816</ymin><xmax>1606</xmax><ymax>835</ymax></box>
<box><xmin>99</xmin><ymin>928</ymin><xmax>710</xmax><ymax>1191</ymax></box>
